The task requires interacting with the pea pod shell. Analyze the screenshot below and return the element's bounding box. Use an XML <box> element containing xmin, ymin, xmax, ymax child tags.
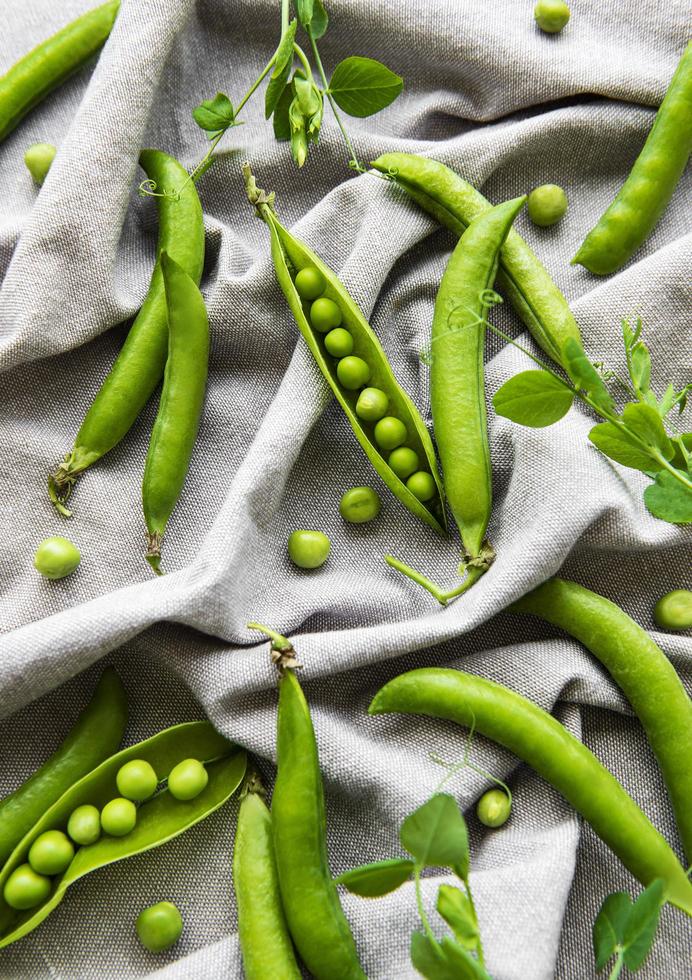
<box><xmin>512</xmin><ymin>578</ymin><xmax>692</xmax><ymax>864</ymax></box>
<box><xmin>369</xmin><ymin>668</ymin><xmax>692</xmax><ymax>917</ymax></box>
<box><xmin>371</xmin><ymin>152</ymin><xmax>583</xmax><ymax>369</ymax></box>
<box><xmin>0</xmin><ymin>668</ymin><xmax>127</xmax><ymax>866</ymax></box>
<box><xmin>266</xmin><ymin>211</ymin><xmax>446</xmax><ymax>533</ymax></box>
<box><xmin>0</xmin><ymin>723</ymin><xmax>246</xmax><ymax>948</ymax></box>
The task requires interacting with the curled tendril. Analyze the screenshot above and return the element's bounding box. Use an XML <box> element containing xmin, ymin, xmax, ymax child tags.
<box><xmin>479</xmin><ymin>288</ymin><xmax>503</xmax><ymax>310</ymax></box>
<box><xmin>138</xmin><ymin>178</ymin><xmax>180</xmax><ymax>201</ymax></box>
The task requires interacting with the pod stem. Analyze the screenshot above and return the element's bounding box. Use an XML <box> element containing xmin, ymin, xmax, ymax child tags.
<box><xmin>146</xmin><ymin>533</ymin><xmax>164</xmax><ymax>576</ymax></box>
<box><xmin>385</xmin><ymin>555</ymin><xmax>486</xmax><ymax>605</ymax></box>
<box><xmin>243</xmin><ymin>163</ymin><xmax>276</xmax><ymax>223</ymax></box>
<box><xmin>48</xmin><ymin>458</ymin><xmax>78</xmax><ymax>517</ymax></box>
<box><xmin>246</xmin><ymin>622</ymin><xmax>302</xmax><ymax>671</ymax></box>
<box><xmin>240</xmin><ymin>770</ymin><xmax>266</xmax><ymax>799</ymax></box>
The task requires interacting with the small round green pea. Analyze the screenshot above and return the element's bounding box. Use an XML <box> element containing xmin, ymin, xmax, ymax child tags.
<box><xmin>355</xmin><ymin>387</ymin><xmax>389</xmax><ymax>422</ymax></box>
<box><xmin>324</xmin><ymin>327</ymin><xmax>354</xmax><ymax>358</ymax></box>
<box><xmin>24</xmin><ymin>142</ymin><xmax>57</xmax><ymax>185</ymax></box>
<box><xmin>406</xmin><ymin>470</ymin><xmax>436</xmax><ymax>502</ymax></box>
<box><xmin>476</xmin><ymin>789</ymin><xmax>512</xmax><ymax>828</ymax></box>
<box><xmin>374</xmin><ymin>417</ymin><xmax>408</xmax><ymax>452</ymax></box>
<box><xmin>167</xmin><ymin>759</ymin><xmax>209</xmax><ymax>801</ymax></box>
<box><xmin>653</xmin><ymin>590</ymin><xmax>692</xmax><ymax>631</ymax></box>
<box><xmin>67</xmin><ymin>804</ymin><xmax>101</xmax><ymax>846</ymax></box>
<box><xmin>527</xmin><ymin>184</ymin><xmax>568</xmax><ymax>226</ymax></box>
<box><xmin>294</xmin><ymin>267</ymin><xmax>325</xmax><ymax>301</ymax></box>
<box><xmin>534</xmin><ymin>0</ymin><xmax>570</xmax><ymax>33</ymax></box>
<box><xmin>3</xmin><ymin>864</ymin><xmax>52</xmax><ymax>910</ymax></box>
<box><xmin>336</xmin><ymin>356</ymin><xmax>371</xmax><ymax>390</ymax></box>
<box><xmin>310</xmin><ymin>297</ymin><xmax>342</xmax><ymax>333</ymax></box>
<box><xmin>28</xmin><ymin>830</ymin><xmax>75</xmax><ymax>876</ymax></box>
<box><xmin>388</xmin><ymin>446</ymin><xmax>420</xmax><ymax>480</ymax></box>
<box><xmin>339</xmin><ymin>486</ymin><xmax>381</xmax><ymax>524</ymax></box>
<box><xmin>136</xmin><ymin>901</ymin><xmax>183</xmax><ymax>953</ymax></box>
<box><xmin>101</xmin><ymin>797</ymin><xmax>137</xmax><ymax>837</ymax></box>
<box><xmin>116</xmin><ymin>759</ymin><xmax>158</xmax><ymax>801</ymax></box>
<box><xmin>34</xmin><ymin>536</ymin><xmax>81</xmax><ymax>580</ymax></box>
<box><xmin>287</xmin><ymin>530</ymin><xmax>331</xmax><ymax>570</ymax></box>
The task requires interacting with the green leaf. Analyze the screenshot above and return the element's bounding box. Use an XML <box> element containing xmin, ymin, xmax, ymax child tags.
<box><xmin>593</xmin><ymin>892</ymin><xmax>631</xmax><ymax>970</ymax></box>
<box><xmin>272</xmin><ymin>81</ymin><xmax>294</xmax><ymax>140</ymax></box>
<box><xmin>411</xmin><ymin>932</ymin><xmax>455</xmax><ymax>980</ymax></box>
<box><xmin>310</xmin><ymin>0</ymin><xmax>329</xmax><ymax>38</ymax></box>
<box><xmin>621</xmin><ymin>403</ymin><xmax>674</xmax><ymax>460</ymax></box>
<box><xmin>563</xmin><ymin>338</ymin><xmax>615</xmax><ymax>413</ymax></box>
<box><xmin>629</xmin><ymin>342</ymin><xmax>651</xmax><ymax>395</ymax></box>
<box><xmin>192</xmin><ymin>92</ymin><xmax>234</xmax><ymax>133</ymax></box>
<box><xmin>493</xmin><ymin>370</ymin><xmax>574</xmax><ymax>427</ymax></box>
<box><xmin>622</xmin><ymin>879</ymin><xmax>664</xmax><ymax>971</ymax></box>
<box><xmin>265</xmin><ymin>63</ymin><xmax>291</xmax><ymax>119</ymax></box>
<box><xmin>644</xmin><ymin>470</ymin><xmax>692</xmax><ymax>524</ymax></box>
<box><xmin>436</xmin><ymin>884</ymin><xmax>479</xmax><ymax>949</ymax></box>
<box><xmin>329</xmin><ymin>56</ymin><xmax>403</xmax><ymax>117</ymax></box>
<box><xmin>439</xmin><ymin>937</ymin><xmax>491</xmax><ymax>979</ymax></box>
<box><xmin>271</xmin><ymin>19</ymin><xmax>297</xmax><ymax>79</ymax></box>
<box><xmin>296</xmin><ymin>0</ymin><xmax>314</xmax><ymax>27</ymax></box>
<box><xmin>293</xmin><ymin>75</ymin><xmax>323</xmax><ymax>139</ymax></box>
<box><xmin>657</xmin><ymin>382</ymin><xmax>678</xmax><ymax>418</ymax></box>
<box><xmin>588</xmin><ymin>422</ymin><xmax>659</xmax><ymax>473</ymax></box>
<box><xmin>670</xmin><ymin>434</ymin><xmax>692</xmax><ymax>471</ymax></box>
<box><xmin>400</xmin><ymin>794</ymin><xmax>469</xmax><ymax>875</ymax></box>
<box><xmin>334</xmin><ymin>858</ymin><xmax>415</xmax><ymax>897</ymax></box>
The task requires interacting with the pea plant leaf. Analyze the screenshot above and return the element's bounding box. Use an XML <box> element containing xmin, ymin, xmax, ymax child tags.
<box><xmin>192</xmin><ymin>92</ymin><xmax>235</xmax><ymax>134</ymax></box>
<box><xmin>621</xmin><ymin>402</ymin><xmax>674</xmax><ymax>460</ymax></box>
<box><xmin>493</xmin><ymin>370</ymin><xmax>574</xmax><ymax>427</ymax></box>
<box><xmin>563</xmin><ymin>338</ymin><xmax>616</xmax><ymax>414</ymax></box>
<box><xmin>436</xmin><ymin>884</ymin><xmax>479</xmax><ymax>949</ymax></box>
<box><xmin>593</xmin><ymin>891</ymin><xmax>632</xmax><ymax>970</ymax></box>
<box><xmin>643</xmin><ymin>470</ymin><xmax>692</xmax><ymax>524</ymax></box>
<box><xmin>272</xmin><ymin>79</ymin><xmax>295</xmax><ymax>140</ymax></box>
<box><xmin>329</xmin><ymin>56</ymin><xmax>403</xmax><ymax>117</ymax></box>
<box><xmin>622</xmin><ymin>318</ymin><xmax>652</xmax><ymax>397</ymax></box>
<box><xmin>621</xmin><ymin>879</ymin><xmax>665</xmax><ymax>971</ymax></box>
<box><xmin>671</xmin><ymin>434</ymin><xmax>692</xmax><ymax>471</ymax></box>
<box><xmin>265</xmin><ymin>62</ymin><xmax>292</xmax><ymax>119</ymax></box>
<box><xmin>309</xmin><ymin>0</ymin><xmax>329</xmax><ymax>38</ymax></box>
<box><xmin>334</xmin><ymin>858</ymin><xmax>415</xmax><ymax>897</ymax></box>
<box><xmin>411</xmin><ymin>933</ymin><xmax>489</xmax><ymax>980</ymax></box>
<box><xmin>271</xmin><ymin>19</ymin><xmax>297</xmax><ymax>79</ymax></box>
<box><xmin>400</xmin><ymin>794</ymin><xmax>470</xmax><ymax>876</ymax></box>
<box><xmin>588</xmin><ymin>422</ymin><xmax>660</xmax><ymax>473</ymax></box>
<box><xmin>440</xmin><ymin>937</ymin><xmax>491</xmax><ymax>979</ymax></box>
<box><xmin>295</xmin><ymin>0</ymin><xmax>314</xmax><ymax>27</ymax></box>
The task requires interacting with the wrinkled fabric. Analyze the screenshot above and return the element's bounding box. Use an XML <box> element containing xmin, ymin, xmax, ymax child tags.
<box><xmin>0</xmin><ymin>0</ymin><xmax>690</xmax><ymax>977</ymax></box>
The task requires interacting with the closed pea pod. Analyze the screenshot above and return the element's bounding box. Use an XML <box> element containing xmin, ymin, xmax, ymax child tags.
<box><xmin>511</xmin><ymin>577</ymin><xmax>692</xmax><ymax>863</ymax></box>
<box><xmin>369</xmin><ymin>668</ymin><xmax>692</xmax><ymax>916</ymax></box>
<box><xmin>0</xmin><ymin>1</ymin><xmax>120</xmax><ymax>143</ymax></box>
<box><xmin>49</xmin><ymin>149</ymin><xmax>205</xmax><ymax>515</ymax></box>
<box><xmin>245</xmin><ymin>165</ymin><xmax>446</xmax><ymax>535</ymax></box>
<box><xmin>573</xmin><ymin>43</ymin><xmax>692</xmax><ymax>275</ymax></box>
<box><xmin>233</xmin><ymin>775</ymin><xmax>301</xmax><ymax>980</ymax></box>
<box><xmin>142</xmin><ymin>251</ymin><xmax>209</xmax><ymax>573</ymax></box>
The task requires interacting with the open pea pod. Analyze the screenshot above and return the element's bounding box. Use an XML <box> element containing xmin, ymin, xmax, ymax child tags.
<box><xmin>0</xmin><ymin>722</ymin><xmax>246</xmax><ymax>948</ymax></box>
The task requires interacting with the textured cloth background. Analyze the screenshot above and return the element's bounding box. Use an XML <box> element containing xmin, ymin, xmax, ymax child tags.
<box><xmin>0</xmin><ymin>0</ymin><xmax>690</xmax><ymax>977</ymax></box>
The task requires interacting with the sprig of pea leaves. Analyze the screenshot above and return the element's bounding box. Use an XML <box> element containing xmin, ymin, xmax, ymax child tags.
<box><xmin>592</xmin><ymin>879</ymin><xmax>666</xmax><ymax>979</ymax></box>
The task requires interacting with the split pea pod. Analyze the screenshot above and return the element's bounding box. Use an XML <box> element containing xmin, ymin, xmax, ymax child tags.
<box><xmin>573</xmin><ymin>42</ymin><xmax>692</xmax><ymax>275</ymax></box>
<box><xmin>512</xmin><ymin>578</ymin><xmax>692</xmax><ymax>863</ymax></box>
<box><xmin>233</xmin><ymin>775</ymin><xmax>301</xmax><ymax>980</ymax></box>
<box><xmin>142</xmin><ymin>252</ymin><xmax>209</xmax><ymax>574</ymax></box>
<box><xmin>371</xmin><ymin>152</ymin><xmax>583</xmax><ymax>369</ymax></box>
<box><xmin>369</xmin><ymin>668</ymin><xmax>692</xmax><ymax>917</ymax></box>
<box><xmin>244</xmin><ymin>165</ymin><xmax>446</xmax><ymax>534</ymax></box>
<box><xmin>49</xmin><ymin>148</ymin><xmax>205</xmax><ymax>515</ymax></box>
<box><xmin>0</xmin><ymin>1</ymin><xmax>120</xmax><ymax>143</ymax></box>
<box><xmin>0</xmin><ymin>722</ymin><xmax>246</xmax><ymax>948</ymax></box>
<box><xmin>0</xmin><ymin>668</ymin><xmax>127</xmax><ymax>867</ymax></box>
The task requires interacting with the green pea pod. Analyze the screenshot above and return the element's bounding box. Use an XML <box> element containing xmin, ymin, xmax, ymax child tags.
<box><xmin>369</xmin><ymin>669</ymin><xmax>692</xmax><ymax>917</ymax></box>
<box><xmin>273</xmin><ymin>670</ymin><xmax>366</xmax><ymax>979</ymax></box>
<box><xmin>142</xmin><ymin>252</ymin><xmax>209</xmax><ymax>574</ymax></box>
<box><xmin>573</xmin><ymin>42</ymin><xmax>692</xmax><ymax>275</ymax></box>
<box><xmin>371</xmin><ymin>152</ymin><xmax>583</xmax><ymax>369</ymax></box>
<box><xmin>0</xmin><ymin>1</ymin><xmax>120</xmax><ymax>143</ymax></box>
<box><xmin>233</xmin><ymin>777</ymin><xmax>301</xmax><ymax>980</ymax></box>
<box><xmin>512</xmin><ymin>578</ymin><xmax>692</xmax><ymax>864</ymax></box>
<box><xmin>0</xmin><ymin>722</ymin><xmax>246</xmax><ymax>948</ymax></box>
<box><xmin>245</xmin><ymin>165</ymin><xmax>446</xmax><ymax>535</ymax></box>
<box><xmin>49</xmin><ymin>148</ymin><xmax>205</xmax><ymax>515</ymax></box>
<box><xmin>0</xmin><ymin>668</ymin><xmax>127</xmax><ymax>867</ymax></box>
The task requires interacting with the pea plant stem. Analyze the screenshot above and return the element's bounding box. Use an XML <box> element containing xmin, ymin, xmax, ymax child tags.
<box><xmin>385</xmin><ymin>554</ymin><xmax>484</xmax><ymax>605</ymax></box>
<box><xmin>246</xmin><ymin>621</ymin><xmax>293</xmax><ymax>652</ymax></box>
<box><xmin>462</xmin><ymin>877</ymin><xmax>485</xmax><ymax>967</ymax></box>
<box><xmin>307</xmin><ymin>29</ymin><xmax>361</xmax><ymax>170</ymax></box>
<box><xmin>608</xmin><ymin>953</ymin><xmax>625</xmax><ymax>980</ymax></box>
<box><xmin>414</xmin><ymin>867</ymin><xmax>440</xmax><ymax>949</ymax></box>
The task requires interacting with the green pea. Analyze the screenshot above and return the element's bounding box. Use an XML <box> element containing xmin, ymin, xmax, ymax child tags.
<box><xmin>136</xmin><ymin>901</ymin><xmax>183</xmax><ymax>953</ymax></box>
<box><xmin>3</xmin><ymin>864</ymin><xmax>52</xmax><ymax>910</ymax></box>
<box><xmin>101</xmin><ymin>797</ymin><xmax>137</xmax><ymax>837</ymax></box>
<box><xmin>406</xmin><ymin>471</ymin><xmax>436</xmax><ymax>502</ymax></box>
<box><xmin>287</xmin><ymin>530</ymin><xmax>331</xmax><ymax>570</ymax></box>
<box><xmin>527</xmin><ymin>184</ymin><xmax>568</xmax><ymax>226</ymax></box>
<box><xmin>339</xmin><ymin>487</ymin><xmax>381</xmax><ymax>524</ymax></box>
<box><xmin>374</xmin><ymin>417</ymin><xmax>408</xmax><ymax>451</ymax></box>
<box><xmin>310</xmin><ymin>297</ymin><xmax>342</xmax><ymax>333</ymax></box>
<box><xmin>336</xmin><ymin>356</ymin><xmax>371</xmax><ymax>391</ymax></box>
<box><xmin>476</xmin><ymin>789</ymin><xmax>512</xmax><ymax>828</ymax></box>
<box><xmin>654</xmin><ymin>590</ymin><xmax>692</xmax><ymax>631</ymax></box>
<box><xmin>324</xmin><ymin>327</ymin><xmax>354</xmax><ymax>358</ymax></box>
<box><xmin>67</xmin><ymin>804</ymin><xmax>101</xmax><ymax>846</ymax></box>
<box><xmin>33</xmin><ymin>536</ymin><xmax>81</xmax><ymax>580</ymax></box>
<box><xmin>355</xmin><ymin>387</ymin><xmax>389</xmax><ymax>422</ymax></box>
<box><xmin>28</xmin><ymin>830</ymin><xmax>75</xmax><ymax>875</ymax></box>
<box><xmin>534</xmin><ymin>0</ymin><xmax>570</xmax><ymax>33</ymax></box>
<box><xmin>388</xmin><ymin>447</ymin><xmax>420</xmax><ymax>480</ymax></box>
<box><xmin>294</xmin><ymin>267</ymin><xmax>325</xmax><ymax>301</ymax></box>
<box><xmin>116</xmin><ymin>759</ymin><xmax>158</xmax><ymax>801</ymax></box>
<box><xmin>167</xmin><ymin>759</ymin><xmax>209</xmax><ymax>801</ymax></box>
<box><xmin>24</xmin><ymin>142</ymin><xmax>57</xmax><ymax>185</ymax></box>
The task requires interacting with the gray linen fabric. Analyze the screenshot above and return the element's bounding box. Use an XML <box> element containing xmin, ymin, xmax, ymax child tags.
<box><xmin>1</xmin><ymin>0</ymin><xmax>690</xmax><ymax>976</ymax></box>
